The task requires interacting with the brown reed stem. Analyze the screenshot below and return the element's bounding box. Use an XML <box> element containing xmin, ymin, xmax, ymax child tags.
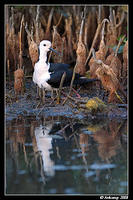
<box><xmin>57</xmin><ymin>72</ymin><xmax>66</xmax><ymax>104</ymax></box>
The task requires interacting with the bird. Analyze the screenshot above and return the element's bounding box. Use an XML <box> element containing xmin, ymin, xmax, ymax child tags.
<box><xmin>33</xmin><ymin>40</ymin><xmax>98</xmax><ymax>102</ymax></box>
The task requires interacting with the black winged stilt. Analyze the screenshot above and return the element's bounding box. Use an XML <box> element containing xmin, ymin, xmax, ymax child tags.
<box><xmin>33</xmin><ymin>40</ymin><xmax>98</xmax><ymax>103</ymax></box>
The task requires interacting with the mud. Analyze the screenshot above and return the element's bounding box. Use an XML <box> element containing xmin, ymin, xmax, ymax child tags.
<box><xmin>5</xmin><ymin>78</ymin><xmax>127</xmax><ymax>122</ymax></box>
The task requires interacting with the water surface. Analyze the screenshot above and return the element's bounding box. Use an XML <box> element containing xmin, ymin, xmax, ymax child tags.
<box><xmin>6</xmin><ymin>116</ymin><xmax>128</xmax><ymax>195</ymax></box>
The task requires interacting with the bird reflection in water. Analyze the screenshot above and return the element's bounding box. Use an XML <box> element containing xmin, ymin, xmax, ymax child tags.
<box><xmin>6</xmin><ymin>116</ymin><xmax>127</xmax><ymax>187</ymax></box>
<box><xmin>34</xmin><ymin>118</ymin><xmax>82</xmax><ymax>182</ymax></box>
<box><xmin>34</xmin><ymin>123</ymin><xmax>55</xmax><ymax>178</ymax></box>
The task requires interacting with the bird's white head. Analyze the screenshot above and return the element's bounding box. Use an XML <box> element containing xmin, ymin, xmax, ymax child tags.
<box><xmin>39</xmin><ymin>40</ymin><xmax>52</xmax><ymax>53</ymax></box>
<box><xmin>38</xmin><ymin>40</ymin><xmax>60</xmax><ymax>61</ymax></box>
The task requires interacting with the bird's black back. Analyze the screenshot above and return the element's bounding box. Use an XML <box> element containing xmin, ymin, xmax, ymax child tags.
<box><xmin>49</xmin><ymin>63</ymin><xmax>70</xmax><ymax>72</ymax></box>
<box><xmin>47</xmin><ymin>62</ymin><xmax>98</xmax><ymax>88</ymax></box>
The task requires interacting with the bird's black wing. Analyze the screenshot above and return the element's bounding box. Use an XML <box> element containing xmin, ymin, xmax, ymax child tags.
<box><xmin>49</xmin><ymin>63</ymin><xmax>70</xmax><ymax>73</ymax></box>
<box><xmin>47</xmin><ymin>69</ymin><xmax>73</xmax><ymax>88</ymax></box>
<box><xmin>47</xmin><ymin>64</ymin><xmax>99</xmax><ymax>88</ymax></box>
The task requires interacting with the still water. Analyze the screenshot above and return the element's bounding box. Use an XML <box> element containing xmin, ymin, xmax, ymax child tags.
<box><xmin>6</xmin><ymin>115</ymin><xmax>128</xmax><ymax>195</ymax></box>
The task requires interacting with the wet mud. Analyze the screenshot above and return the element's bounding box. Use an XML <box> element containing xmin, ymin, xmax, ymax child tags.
<box><xmin>5</xmin><ymin>79</ymin><xmax>127</xmax><ymax>122</ymax></box>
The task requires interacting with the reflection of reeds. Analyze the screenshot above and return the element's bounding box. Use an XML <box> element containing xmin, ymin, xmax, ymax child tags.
<box><xmin>6</xmin><ymin>115</ymin><xmax>127</xmax><ymax>187</ymax></box>
<box><xmin>93</xmin><ymin>120</ymin><xmax>127</xmax><ymax>162</ymax></box>
<box><xmin>79</xmin><ymin>133</ymin><xmax>89</xmax><ymax>166</ymax></box>
<box><xmin>79</xmin><ymin>134</ymin><xmax>89</xmax><ymax>154</ymax></box>
<box><xmin>23</xmin><ymin>142</ymin><xmax>28</xmax><ymax>165</ymax></box>
<box><xmin>7</xmin><ymin>120</ymin><xmax>28</xmax><ymax>165</ymax></box>
<box><xmin>77</xmin><ymin>119</ymin><xmax>127</xmax><ymax>167</ymax></box>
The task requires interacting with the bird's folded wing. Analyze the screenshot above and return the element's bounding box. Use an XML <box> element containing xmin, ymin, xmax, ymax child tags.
<box><xmin>47</xmin><ymin>71</ymin><xmax>65</xmax><ymax>84</ymax></box>
<box><xmin>49</xmin><ymin>63</ymin><xmax>70</xmax><ymax>72</ymax></box>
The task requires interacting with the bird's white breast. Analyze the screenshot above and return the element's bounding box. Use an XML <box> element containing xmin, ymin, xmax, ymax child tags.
<box><xmin>33</xmin><ymin>61</ymin><xmax>52</xmax><ymax>90</ymax></box>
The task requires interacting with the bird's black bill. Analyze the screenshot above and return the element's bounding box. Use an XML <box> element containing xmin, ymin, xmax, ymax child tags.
<box><xmin>49</xmin><ymin>47</ymin><xmax>61</xmax><ymax>55</ymax></box>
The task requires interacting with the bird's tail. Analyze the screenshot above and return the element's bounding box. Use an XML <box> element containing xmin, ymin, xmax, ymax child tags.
<box><xmin>74</xmin><ymin>77</ymin><xmax>100</xmax><ymax>85</ymax></box>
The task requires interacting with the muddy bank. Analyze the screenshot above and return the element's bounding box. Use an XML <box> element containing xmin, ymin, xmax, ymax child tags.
<box><xmin>5</xmin><ymin>79</ymin><xmax>127</xmax><ymax>122</ymax></box>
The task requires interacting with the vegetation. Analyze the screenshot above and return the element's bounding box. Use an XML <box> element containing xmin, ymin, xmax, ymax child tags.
<box><xmin>5</xmin><ymin>5</ymin><xmax>128</xmax><ymax>104</ymax></box>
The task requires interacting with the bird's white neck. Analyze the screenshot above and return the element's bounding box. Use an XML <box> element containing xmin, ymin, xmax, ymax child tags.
<box><xmin>39</xmin><ymin>51</ymin><xmax>48</xmax><ymax>62</ymax></box>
